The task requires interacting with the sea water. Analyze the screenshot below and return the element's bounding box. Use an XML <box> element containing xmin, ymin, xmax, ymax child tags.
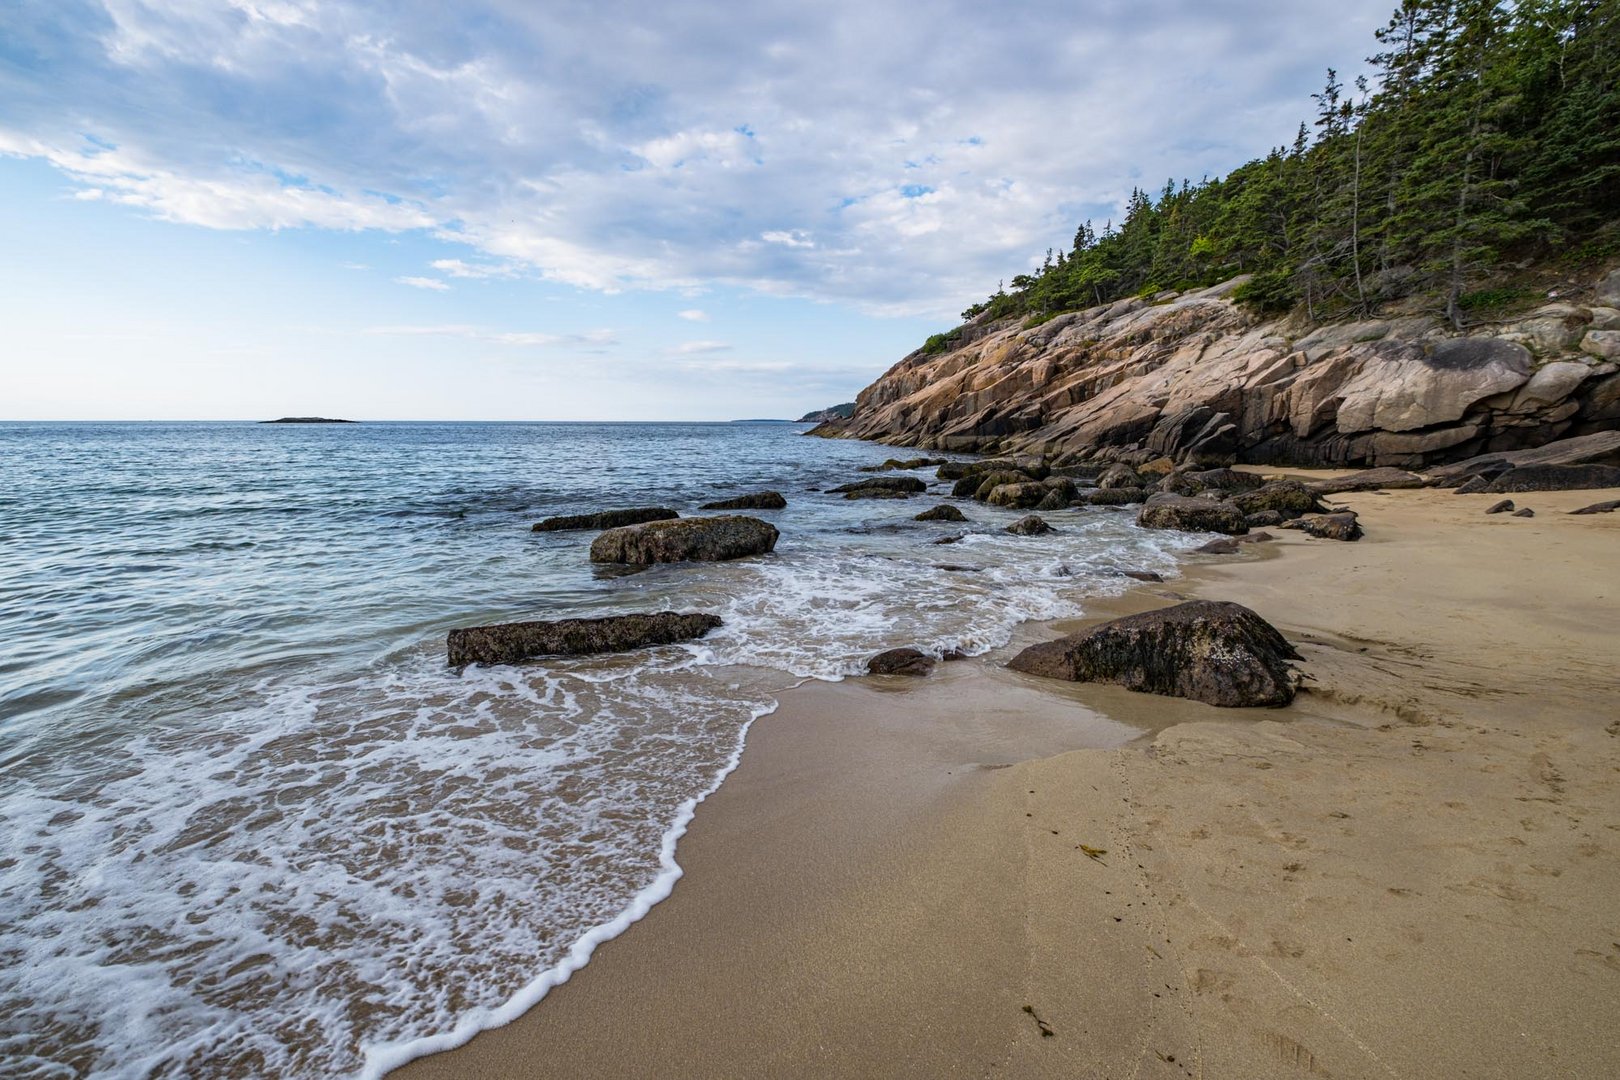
<box><xmin>0</xmin><ymin>421</ymin><xmax>1189</xmax><ymax>1077</ymax></box>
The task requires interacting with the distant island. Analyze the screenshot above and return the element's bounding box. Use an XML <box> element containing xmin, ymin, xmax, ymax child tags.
<box><xmin>798</xmin><ymin>403</ymin><xmax>855</xmax><ymax>423</ymax></box>
<box><xmin>261</xmin><ymin>417</ymin><xmax>357</xmax><ymax>424</ymax></box>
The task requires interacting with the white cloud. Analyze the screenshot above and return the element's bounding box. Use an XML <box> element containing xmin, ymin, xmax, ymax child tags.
<box><xmin>394</xmin><ymin>276</ymin><xmax>451</xmax><ymax>291</ymax></box>
<box><xmin>761</xmin><ymin>230</ymin><xmax>814</xmax><ymax>249</ymax></box>
<box><xmin>670</xmin><ymin>340</ymin><xmax>732</xmax><ymax>355</ymax></box>
<box><xmin>677</xmin><ymin>309</ymin><xmax>709</xmax><ymax>322</ymax></box>
<box><xmin>367</xmin><ymin>324</ymin><xmax>618</xmax><ymax>347</ymax></box>
<box><xmin>430</xmin><ymin>258</ymin><xmax>519</xmax><ymax>279</ymax></box>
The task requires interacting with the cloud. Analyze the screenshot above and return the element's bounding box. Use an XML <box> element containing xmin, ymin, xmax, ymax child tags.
<box><xmin>367</xmin><ymin>324</ymin><xmax>618</xmax><ymax>347</ymax></box>
<box><xmin>677</xmin><ymin>309</ymin><xmax>709</xmax><ymax>321</ymax></box>
<box><xmin>394</xmin><ymin>276</ymin><xmax>451</xmax><ymax>291</ymax></box>
<box><xmin>1</xmin><ymin>0</ymin><xmax>1395</xmax><ymax>317</ymax></box>
<box><xmin>669</xmin><ymin>340</ymin><xmax>732</xmax><ymax>355</ymax></box>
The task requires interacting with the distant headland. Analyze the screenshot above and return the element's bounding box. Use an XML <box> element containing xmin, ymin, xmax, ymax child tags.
<box><xmin>260</xmin><ymin>417</ymin><xmax>357</xmax><ymax>424</ymax></box>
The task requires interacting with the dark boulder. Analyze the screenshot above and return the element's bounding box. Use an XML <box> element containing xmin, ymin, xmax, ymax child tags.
<box><xmin>933</xmin><ymin>533</ymin><xmax>966</xmax><ymax>544</ymax></box>
<box><xmin>1195</xmin><ymin>538</ymin><xmax>1242</xmax><ymax>555</ymax></box>
<box><xmin>1512</xmin><ymin>507</ymin><xmax>1536</xmax><ymax>518</ymax></box>
<box><xmin>1136</xmin><ymin>493</ymin><xmax>1249</xmax><ymax>535</ymax></box>
<box><xmin>1006</xmin><ymin>600</ymin><xmax>1301</xmax><ymax>707</ymax></box>
<box><xmin>1245</xmin><ymin>510</ymin><xmax>1286</xmax><ymax>528</ymax></box>
<box><xmin>1160</xmin><ymin>468</ymin><xmax>1264</xmax><ymax>496</ymax></box>
<box><xmin>1426</xmin><ymin>431</ymin><xmax>1620</xmax><ymax>486</ymax></box>
<box><xmin>1097</xmin><ymin>462</ymin><xmax>1144</xmax><ymax>489</ymax></box>
<box><xmin>448</xmin><ymin>611</ymin><xmax>722</xmax><ymax>667</ymax></box>
<box><xmin>867</xmin><ymin>647</ymin><xmax>936</xmax><ymax>676</ymax></box>
<box><xmin>1570</xmin><ymin>499</ymin><xmax>1620</xmax><ymax>515</ymax></box>
<box><xmin>534</xmin><ymin>507</ymin><xmax>678</xmax><ymax>532</ymax></box>
<box><xmin>589</xmin><ymin>515</ymin><xmax>779</xmax><ymax>563</ymax></box>
<box><xmin>1120</xmin><ymin>570</ymin><xmax>1164</xmax><ymax>582</ymax></box>
<box><xmin>1279</xmin><ymin>512</ymin><xmax>1364</xmax><ymax>541</ymax></box>
<box><xmin>970</xmin><ymin>470</ymin><xmax>1038</xmax><ymax>500</ymax></box>
<box><xmin>845</xmin><ymin>488</ymin><xmax>915</xmax><ymax>500</ymax></box>
<box><xmin>915</xmin><ymin>504</ymin><xmax>968</xmax><ymax>522</ymax></box>
<box><xmin>1226</xmin><ymin>480</ymin><xmax>1326</xmax><ymax>516</ymax></box>
<box><xmin>1006</xmin><ymin>514</ymin><xmax>1055</xmax><ymax>535</ymax></box>
<box><xmin>699</xmin><ymin>491</ymin><xmax>787</xmax><ymax>510</ymax></box>
<box><xmin>831</xmin><ymin>476</ymin><xmax>927</xmax><ymax>496</ymax></box>
<box><xmin>1482</xmin><ymin>464</ymin><xmax>1620</xmax><ymax>492</ymax></box>
<box><xmin>1486</xmin><ymin>499</ymin><xmax>1515</xmax><ymax>514</ymax></box>
<box><xmin>860</xmin><ymin>457</ymin><xmax>949</xmax><ymax>472</ymax></box>
<box><xmin>1454</xmin><ymin>474</ymin><xmax>1494</xmax><ymax>495</ymax></box>
<box><xmin>1084</xmin><ymin>486</ymin><xmax>1151</xmax><ymax>506</ymax></box>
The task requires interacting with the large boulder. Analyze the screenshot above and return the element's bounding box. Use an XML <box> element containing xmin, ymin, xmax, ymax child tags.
<box><xmin>700</xmin><ymin>491</ymin><xmax>787</xmax><ymax>510</ymax></box>
<box><xmin>915</xmin><ymin>504</ymin><xmax>968</xmax><ymax>522</ymax></box>
<box><xmin>831</xmin><ymin>476</ymin><xmax>927</xmax><ymax>496</ymax></box>
<box><xmin>1482</xmin><ymin>464</ymin><xmax>1620</xmax><ymax>492</ymax></box>
<box><xmin>1160</xmin><ymin>468</ymin><xmax>1265</xmax><ymax>496</ymax></box>
<box><xmin>1335</xmin><ymin>338</ymin><xmax>1532</xmax><ymax>434</ymax></box>
<box><xmin>1006</xmin><ymin>514</ymin><xmax>1055</xmax><ymax>535</ymax></box>
<box><xmin>589</xmin><ymin>515</ymin><xmax>779</xmax><ymax>563</ymax></box>
<box><xmin>867</xmin><ymin>647</ymin><xmax>936</xmax><ymax>676</ymax></box>
<box><xmin>1278</xmin><ymin>512</ymin><xmax>1364</xmax><ymax>540</ymax></box>
<box><xmin>1084</xmin><ymin>486</ymin><xmax>1152</xmax><ymax>506</ymax></box>
<box><xmin>1136</xmin><ymin>493</ymin><xmax>1249</xmax><ymax>535</ymax></box>
<box><xmin>533</xmin><ymin>507</ymin><xmax>678</xmax><ymax>532</ymax></box>
<box><xmin>448</xmin><ymin>611</ymin><xmax>722</xmax><ymax>667</ymax></box>
<box><xmin>1226</xmin><ymin>480</ymin><xmax>1327</xmax><ymax>516</ymax></box>
<box><xmin>970</xmin><ymin>470</ymin><xmax>1038</xmax><ymax>500</ymax></box>
<box><xmin>1096</xmin><ymin>462</ymin><xmax>1144</xmax><ymax>489</ymax></box>
<box><xmin>1006</xmin><ymin>600</ymin><xmax>1301</xmax><ymax>707</ymax></box>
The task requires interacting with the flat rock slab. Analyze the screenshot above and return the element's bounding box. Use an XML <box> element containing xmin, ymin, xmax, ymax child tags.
<box><xmin>1426</xmin><ymin>431</ymin><xmax>1620</xmax><ymax>484</ymax></box>
<box><xmin>1483</xmin><ymin>464</ymin><xmax>1620</xmax><ymax>492</ymax></box>
<box><xmin>1136</xmin><ymin>494</ymin><xmax>1249</xmax><ymax>535</ymax></box>
<box><xmin>1306</xmin><ymin>467</ymin><xmax>1427</xmax><ymax>495</ymax></box>
<box><xmin>589</xmin><ymin>515</ymin><xmax>779</xmax><ymax>563</ymax></box>
<box><xmin>830</xmin><ymin>476</ymin><xmax>927</xmax><ymax>495</ymax></box>
<box><xmin>534</xmin><ymin>507</ymin><xmax>679</xmax><ymax>532</ymax></box>
<box><xmin>448</xmin><ymin>611</ymin><xmax>722</xmax><ymax>667</ymax></box>
<box><xmin>1007</xmin><ymin>599</ymin><xmax>1301</xmax><ymax>707</ymax></box>
<box><xmin>1571</xmin><ymin>499</ymin><xmax>1620</xmax><ymax>515</ymax></box>
<box><xmin>699</xmin><ymin>491</ymin><xmax>787</xmax><ymax>510</ymax></box>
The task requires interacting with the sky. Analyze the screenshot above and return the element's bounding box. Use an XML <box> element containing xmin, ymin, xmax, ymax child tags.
<box><xmin>0</xmin><ymin>0</ymin><xmax>1394</xmax><ymax>421</ymax></box>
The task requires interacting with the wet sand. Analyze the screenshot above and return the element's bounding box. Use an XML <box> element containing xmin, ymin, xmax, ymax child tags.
<box><xmin>396</xmin><ymin>481</ymin><xmax>1620</xmax><ymax>1079</ymax></box>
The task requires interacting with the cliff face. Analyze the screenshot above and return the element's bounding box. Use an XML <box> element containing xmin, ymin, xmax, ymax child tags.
<box><xmin>827</xmin><ymin>271</ymin><xmax>1620</xmax><ymax>469</ymax></box>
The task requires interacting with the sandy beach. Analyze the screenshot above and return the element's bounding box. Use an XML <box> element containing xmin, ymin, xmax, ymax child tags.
<box><xmin>397</xmin><ymin>480</ymin><xmax>1620</xmax><ymax>1080</ymax></box>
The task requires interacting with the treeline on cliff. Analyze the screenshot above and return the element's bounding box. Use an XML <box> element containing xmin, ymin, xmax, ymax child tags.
<box><xmin>939</xmin><ymin>0</ymin><xmax>1618</xmax><ymax>349</ymax></box>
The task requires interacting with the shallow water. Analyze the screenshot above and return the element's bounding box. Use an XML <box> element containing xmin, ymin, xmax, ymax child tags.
<box><xmin>0</xmin><ymin>421</ymin><xmax>1189</xmax><ymax>1077</ymax></box>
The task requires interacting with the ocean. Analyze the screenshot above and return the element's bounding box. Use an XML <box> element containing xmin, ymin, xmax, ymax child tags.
<box><xmin>0</xmin><ymin>421</ymin><xmax>1189</xmax><ymax>1077</ymax></box>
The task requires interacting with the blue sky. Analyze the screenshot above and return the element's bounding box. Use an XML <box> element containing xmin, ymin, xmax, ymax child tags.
<box><xmin>1</xmin><ymin>0</ymin><xmax>1392</xmax><ymax>420</ymax></box>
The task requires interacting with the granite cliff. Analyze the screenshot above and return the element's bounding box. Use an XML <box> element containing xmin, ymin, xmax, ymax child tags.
<box><xmin>816</xmin><ymin>270</ymin><xmax>1620</xmax><ymax>469</ymax></box>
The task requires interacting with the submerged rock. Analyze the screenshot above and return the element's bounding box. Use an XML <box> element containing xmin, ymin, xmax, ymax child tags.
<box><xmin>1006</xmin><ymin>514</ymin><xmax>1055</xmax><ymax>535</ymax></box>
<box><xmin>1136</xmin><ymin>493</ymin><xmax>1249</xmax><ymax>535</ymax></box>
<box><xmin>831</xmin><ymin>476</ymin><xmax>927</xmax><ymax>495</ymax></box>
<box><xmin>914</xmin><ymin>504</ymin><xmax>968</xmax><ymax>522</ymax></box>
<box><xmin>589</xmin><ymin>515</ymin><xmax>779</xmax><ymax>563</ymax></box>
<box><xmin>699</xmin><ymin>491</ymin><xmax>787</xmax><ymax>510</ymax></box>
<box><xmin>533</xmin><ymin>507</ymin><xmax>679</xmax><ymax>532</ymax></box>
<box><xmin>867</xmin><ymin>647</ymin><xmax>936</xmax><ymax>676</ymax></box>
<box><xmin>448</xmin><ymin>611</ymin><xmax>722</xmax><ymax>667</ymax></box>
<box><xmin>1006</xmin><ymin>600</ymin><xmax>1301</xmax><ymax>707</ymax></box>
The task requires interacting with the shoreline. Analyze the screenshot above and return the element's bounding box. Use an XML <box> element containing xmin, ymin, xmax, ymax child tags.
<box><xmin>394</xmin><ymin>478</ymin><xmax>1620</xmax><ymax>1079</ymax></box>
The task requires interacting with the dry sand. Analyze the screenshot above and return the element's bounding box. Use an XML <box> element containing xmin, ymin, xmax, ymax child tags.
<box><xmin>395</xmin><ymin>482</ymin><xmax>1620</xmax><ymax>1080</ymax></box>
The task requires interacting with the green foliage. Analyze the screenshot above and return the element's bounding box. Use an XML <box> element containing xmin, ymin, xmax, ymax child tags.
<box><xmin>1456</xmin><ymin>285</ymin><xmax>1535</xmax><ymax>311</ymax></box>
<box><xmin>920</xmin><ymin>331</ymin><xmax>958</xmax><ymax>355</ymax></box>
<box><xmin>955</xmin><ymin>0</ymin><xmax>1620</xmax><ymax>330</ymax></box>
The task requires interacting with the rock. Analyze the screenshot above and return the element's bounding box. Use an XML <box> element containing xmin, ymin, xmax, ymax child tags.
<box><xmin>1426</xmin><ymin>432</ymin><xmax>1620</xmax><ymax>484</ymax></box>
<box><xmin>1454</xmin><ymin>475</ymin><xmax>1494</xmax><ymax>494</ymax></box>
<box><xmin>933</xmin><ymin>563</ymin><xmax>982</xmax><ymax>573</ymax></box>
<box><xmin>1120</xmin><ymin>570</ymin><xmax>1164</xmax><ymax>582</ymax></box>
<box><xmin>1245</xmin><ymin>510</ymin><xmax>1286</xmax><ymax>528</ymax></box>
<box><xmin>1486</xmin><ymin>499</ymin><xmax>1515</xmax><ymax>514</ymax></box>
<box><xmin>1161</xmin><ymin>468</ymin><xmax>1265</xmax><ymax>496</ymax></box>
<box><xmin>1138</xmin><ymin>456</ymin><xmax>1177</xmax><ymax>478</ymax></box>
<box><xmin>699</xmin><ymin>491</ymin><xmax>787</xmax><ymax>511</ymax></box>
<box><xmin>914</xmin><ymin>504</ymin><xmax>968</xmax><ymax>522</ymax></box>
<box><xmin>1136</xmin><ymin>493</ymin><xmax>1249</xmax><ymax>535</ymax></box>
<box><xmin>589</xmin><ymin>515</ymin><xmax>779</xmax><ymax>563</ymax></box>
<box><xmin>1597</xmin><ymin>268</ymin><xmax>1620</xmax><ymax>308</ymax></box>
<box><xmin>1195</xmin><ymin>538</ymin><xmax>1242</xmax><ymax>554</ymax></box>
<box><xmin>859</xmin><ymin>456</ymin><xmax>949</xmax><ymax>472</ymax></box>
<box><xmin>1306</xmin><ymin>468</ymin><xmax>1426</xmax><ymax>495</ymax></box>
<box><xmin>1244</xmin><ymin>531</ymin><xmax>1277</xmax><ymax>543</ymax></box>
<box><xmin>1512</xmin><ymin>507</ymin><xmax>1536</xmax><ymax>518</ymax></box>
<box><xmin>971</xmin><ymin>470</ymin><xmax>1040</xmax><ymax>500</ymax></box>
<box><xmin>1335</xmin><ymin>337</ymin><xmax>1531</xmax><ymax>434</ymax></box>
<box><xmin>1084</xmin><ymin>486</ymin><xmax>1152</xmax><ymax>506</ymax></box>
<box><xmin>1591</xmin><ymin>307</ymin><xmax>1620</xmax><ymax>331</ymax></box>
<box><xmin>448</xmin><ymin>611</ymin><xmax>722</xmax><ymax>667</ymax></box>
<box><xmin>534</xmin><ymin>507</ymin><xmax>680</xmax><ymax>532</ymax></box>
<box><xmin>1580</xmin><ymin>330</ymin><xmax>1620</xmax><ymax>359</ymax></box>
<box><xmin>844</xmin><ymin>487</ymin><xmax>916</xmax><ymax>500</ymax></box>
<box><xmin>1482</xmin><ymin>464</ymin><xmax>1620</xmax><ymax>492</ymax></box>
<box><xmin>987</xmin><ymin>481</ymin><xmax>1054</xmax><ymax>509</ymax></box>
<box><xmin>1279</xmin><ymin>512</ymin><xmax>1364</xmax><ymax>540</ymax></box>
<box><xmin>1226</xmin><ymin>479</ymin><xmax>1327</xmax><ymax>516</ymax></box>
<box><xmin>1570</xmin><ymin>499</ymin><xmax>1620</xmax><ymax>514</ymax></box>
<box><xmin>933</xmin><ymin>533</ymin><xmax>965</xmax><ymax>544</ymax></box>
<box><xmin>1006</xmin><ymin>514</ymin><xmax>1055</xmax><ymax>535</ymax></box>
<box><xmin>1097</xmin><ymin>462</ymin><xmax>1144</xmax><ymax>489</ymax></box>
<box><xmin>1006</xmin><ymin>600</ymin><xmax>1301</xmax><ymax>707</ymax></box>
<box><xmin>867</xmin><ymin>647</ymin><xmax>936</xmax><ymax>676</ymax></box>
<box><xmin>831</xmin><ymin>476</ymin><xmax>927</xmax><ymax>495</ymax></box>
<box><xmin>1505</xmin><ymin>361</ymin><xmax>1592</xmax><ymax>413</ymax></box>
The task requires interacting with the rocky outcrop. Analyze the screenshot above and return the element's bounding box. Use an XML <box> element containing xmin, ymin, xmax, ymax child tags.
<box><xmin>534</xmin><ymin>507</ymin><xmax>679</xmax><ymax>532</ymax></box>
<box><xmin>699</xmin><ymin>491</ymin><xmax>787</xmax><ymax>510</ymax></box>
<box><xmin>867</xmin><ymin>647</ymin><xmax>936</xmax><ymax>676</ymax></box>
<box><xmin>858</xmin><ymin>456</ymin><xmax>949</xmax><ymax>472</ymax></box>
<box><xmin>1571</xmin><ymin>499</ymin><xmax>1620</xmax><ymax>514</ymax></box>
<box><xmin>1426</xmin><ymin>431</ymin><xmax>1620</xmax><ymax>485</ymax></box>
<box><xmin>1136</xmin><ymin>494</ymin><xmax>1249</xmax><ymax>535</ymax></box>
<box><xmin>589</xmin><ymin>516</ymin><xmax>779</xmax><ymax>563</ymax></box>
<box><xmin>822</xmin><ymin>269</ymin><xmax>1620</xmax><ymax>469</ymax></box>
<box><xmin>1006</xmin><ymin>600</ymin><xmax>1301</xmax><ymax>707</ymax></box>
<box><xmin>448</xmin><ymin>612</ymin><xmax>722</xmax><ymax>667</ymax></box>
<box><xmin>1480</xmin><ymin>463</ymin><xmax>1620</xmax><ymax>492</ymax></box>
<box><xmin>1307</xmin><ymin>467</ymin><xmax>1427</xmax><ymax>494</ymax></box>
